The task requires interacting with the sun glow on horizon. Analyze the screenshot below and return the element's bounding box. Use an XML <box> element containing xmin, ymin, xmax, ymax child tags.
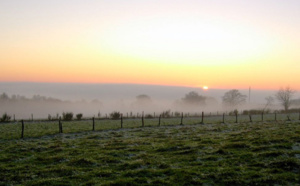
<box><xmin>0</xmin><ymin>1</ymin><xmax>300</xmax><ymax>90</ymax></box>
<box><xmin>203</xmin><ymin>86</ymin><xmax>209</xmax><ymax>90</ymax></box>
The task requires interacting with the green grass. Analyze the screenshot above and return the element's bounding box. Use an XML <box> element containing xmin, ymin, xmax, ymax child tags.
<box><xmin>1</xmin><ymin>120</ymin><xmax>300</xmax><ymax>185</ymax></box>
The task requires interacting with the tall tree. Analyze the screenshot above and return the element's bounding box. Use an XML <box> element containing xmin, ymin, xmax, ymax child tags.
<box><xmin>275</xmin><ymin>87</ymin><xmax>296</xmax><ymax>111</ymax></box>
<box><xmin>182</xmin><ymin>91</ymin><xmax>206</xmax><ymax>106</ymax></box>
<box><xmin>132</xmin><ymin>94</ymin><xmax>152</xmax><ymax>108</ymax></box>
<box><xmin>222</xmin><ymin>89</ymin><xmax>247</xmax><ymax>108</ymax></box>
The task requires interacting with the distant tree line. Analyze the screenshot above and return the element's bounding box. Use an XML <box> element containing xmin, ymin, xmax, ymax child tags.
<box><xmin>1</xmin><ymin>86</ymin><xmax>299</xmax><ymax>122</ymax></box>
<box><xmin>0</xmin><ymin>92</ymin><xmax>64</xmax><ymax>103</ymax></box>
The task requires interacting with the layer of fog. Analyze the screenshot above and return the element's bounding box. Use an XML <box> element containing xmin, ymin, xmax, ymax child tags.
<box><xmin>1</xmin><ymin>82</ymin><xmax>299</xmax><ymax>119</ymax></box>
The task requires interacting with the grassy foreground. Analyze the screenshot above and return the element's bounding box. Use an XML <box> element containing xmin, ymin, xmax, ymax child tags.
<box><xmin>1</xmin><ymin>121</ymin><xmax>300</xmax><ymax>185</ymax></box>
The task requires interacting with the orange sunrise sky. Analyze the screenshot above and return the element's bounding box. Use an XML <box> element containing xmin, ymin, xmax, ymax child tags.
<box><xmin>1</xmin><ymin>0</ymin><xmax>299</xmax><ymax>90</ymax></box>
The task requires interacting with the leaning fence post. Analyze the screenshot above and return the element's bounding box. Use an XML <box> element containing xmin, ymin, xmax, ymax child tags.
<box><xmin>180</xmin><ymin>112</ymin><xmax>183</xmax><ymax>125</ymax></box>
<box><xmin>21</xmin><ymin>120</ymin><xmax>24</xmax><ymax>139</ymax></box>
<box><xmin>92</xmin><ymin>117</ymin><xmax>95</xmax><ymax>131</ymax></box>
<box><xmin>158</xmin><ymin>115</ymin><xmax>161</xmax><ymax>126</ymax></box>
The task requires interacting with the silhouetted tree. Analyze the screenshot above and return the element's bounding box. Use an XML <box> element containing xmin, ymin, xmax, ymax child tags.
<box><xmin>182</xmin><ymin>91</ymin><xmax>206</xmax><ymax>106</ymax></box>
<box><xmin>62</xmin><ymin>112</ymin><xmax>73</xmax><ymax>121</ymax></box>
<box><xmin>0</xmin><ymin>113</ymin><xmax>11</xmax><ymax>122</ymax></box>
<box><xmin>110</xmin><ymin>111</ymin><xmax>121</xmax><ymax>119</ymax></box>
<box><xmin>275</xmin><ymin>87</ymin><xmax>296</xmax><ymax>111</ymax></box>
<box><xmin>0</xmin><ymin>93</ymin><xmax>9</xmax><ymax>100</ymax></box>
<box><xmin>76</xmin><ymin>113</ymin><xmax>83</xmax><ymax>120</ymax></box>
<box><xmin>222</xmin><ymin>89</ymin><xmax>247</xmax><ymax>108</ymax></box>
<box><xmin>135</xmin><ymin>94</ymin><xmax>152</xmax><ymax>105</ymax></box>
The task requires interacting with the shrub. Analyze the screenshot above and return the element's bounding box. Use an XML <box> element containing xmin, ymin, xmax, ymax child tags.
<box><xmin>229</xmin><ymin>109</ymin><xmax>238</xmax><ymax>116</ymax></box>
<box><xmin>62</xmin><ymin>112</ymin><xmax>73</xmax><ymax>121</ymax></box>
<box><xmin>242</xmin><ymin>109</ymin><xmax>271</xmax><ymax>115</ymax></box>
<box><xmin>0</xmin><ymin>113</ymin><xmax>11</xmax><ymax>122</ymax></box>
<box><xmin>145</xmin><ymin>114</ymin><xmax>153</xmax><ymax>118</ymax></box>
<box><xmin>110</xmin><ymin>111</ymin><xmax>121</xmax><ymax>119</ymax></box>
<box><xmin>174</xmin><ymin>112</ymin><xmax>181</xmax><ymax>117</ymax></box>
<box><xmin>76</xmin><ymin>113</ymin><xmax>83</xmax><ymax>120</ymax></box>
<box><xmin>48</xmin><ymin>114</ymin><xmax>52</xmax><ymax>121</ymax></box>
<box><xmin>161</xmin><ymin>110</ymin><xmax>171</xmax><ymax>118</ymax></box>
<box><xmin>284</xmin><ymin>108</ymin><xmax>300</xmax><ymax>113</ymax></box>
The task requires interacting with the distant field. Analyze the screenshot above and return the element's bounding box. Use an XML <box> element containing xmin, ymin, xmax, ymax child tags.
<box><xmin>1</xmin><ymin>120</ymin><xmax>300</xmax><ymax>185</ymax></box>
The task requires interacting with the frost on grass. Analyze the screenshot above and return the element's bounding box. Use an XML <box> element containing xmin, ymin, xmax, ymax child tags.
<box><xmin>1</xmin><ymin>121</ymin><xmax>300</xmax><ymax>185</ymax></box>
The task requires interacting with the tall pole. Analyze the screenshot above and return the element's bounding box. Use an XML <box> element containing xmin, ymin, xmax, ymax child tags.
<box><xmin>249</xmin><ymin>86</ymin><xmax>251</xmax><ymax>104</ymax></box>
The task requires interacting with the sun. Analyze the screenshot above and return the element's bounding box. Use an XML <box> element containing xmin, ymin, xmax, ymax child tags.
<box><xmin>203</xmin><ymin>86</ymin><xmax>209</xmax><ymax>90</ymax></box>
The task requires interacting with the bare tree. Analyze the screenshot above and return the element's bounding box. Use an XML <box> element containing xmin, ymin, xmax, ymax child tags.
<box><xmin>222</xmin><ymin>89</ymin><xmax>247</xmax><ymax>108</ymax></box>
<box><xmin>263</xmin><ymin>96</ymin><xmax>274</xmax><ymax>112</ymax></box>
<box><xmin>275</xmin><ymin>87</ymin><xmax>296</xmax><ymax>111</ymax></box>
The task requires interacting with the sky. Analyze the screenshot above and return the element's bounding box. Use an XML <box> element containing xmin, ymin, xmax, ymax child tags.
<box><xmin>1</xmin><ymin>0</ymin><xmax>300</xmax><ymax>90</ymax></box>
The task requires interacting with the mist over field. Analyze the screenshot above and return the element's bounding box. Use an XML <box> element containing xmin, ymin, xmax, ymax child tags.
<box><xmin>0</xmin><ymin>82</ymin><xmax>299</xmax><ymax>119</ymax></box>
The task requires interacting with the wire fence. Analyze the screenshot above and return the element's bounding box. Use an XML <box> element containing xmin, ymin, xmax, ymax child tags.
<box><xmin>0</xmin><ymin>112</ymin><xmax>300</xmax><ymax>140</ymax></box>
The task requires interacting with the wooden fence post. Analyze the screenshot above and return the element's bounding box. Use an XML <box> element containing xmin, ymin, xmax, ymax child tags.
<box><xmin>58</xmin><ymin>119</ymin><xmax>60</xmax><ymax>133</ymax></box>
<box><xmin>249</xmin><ymin>115</ymin><xmax>252</xmax><ymax>122</ymax></box>
<box><xmin>275</xmin><ymin>112</ymin><xmax>277</xmax><ymax>121</ymax></box>
<box><xmin>158</xmin><ymin>115</ymin><xmax>161</xmax><ymax>126</ymax></box>
<box><xmin>287</xmin><ymin>115</ymin><xmax>291</xmax><ymax>121</ymax></box>
<box><xmin>21</xmin><ymin>120</ymin><xmax>24</xmax><ymax>139</ymax></box>
<box><xmin>92</xmin><ymin>117</ymin><xmax>95</xmax><ymax>131</ymax></box>
<box><xmin>222</xmin><ymin>113</ymin><xmax>225</xmax><ymax>123</ymax></box>
<box><xmin>201</xmin><ymin>112</ymin><xmax>204</xmax><ymax>124</ymax></box>
<box><xmin>235</xmin><ymin>113</ymin><xmax>238</xmax><ymax>123</ymax></box>
<box><xmin>121</xmin><ymin>114</ymin><xmax>123</xmax><ymax>128</ymax></box>
<box><xmin>142</xmin><ymin>112</ymin><xmax>144</xmax><ymax>127</ymax></box>
<box><xmin>180</xmin><ymin>112</ymin><xmax>183</xmax><ymax>125</ymax></box>
<box><xmin>59</xmin><ymin>118</ymin><xmax>63</xmax><ymax>133</ymax></box>
<box><xmin>61</xmin><ymin>119</ymin><xmax>63</xmax><ymax>133</ymax></box>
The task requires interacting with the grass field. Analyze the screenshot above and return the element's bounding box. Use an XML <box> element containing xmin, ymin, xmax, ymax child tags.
<box><xmin>0</xmin><ymin>112</ymin><xmax>299</xmax><ymax>140</ymax></box>
<box><xmin>1</xmin><ymin>119</ymin><xmax>300</xmax><ymax>185</ymax></box>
